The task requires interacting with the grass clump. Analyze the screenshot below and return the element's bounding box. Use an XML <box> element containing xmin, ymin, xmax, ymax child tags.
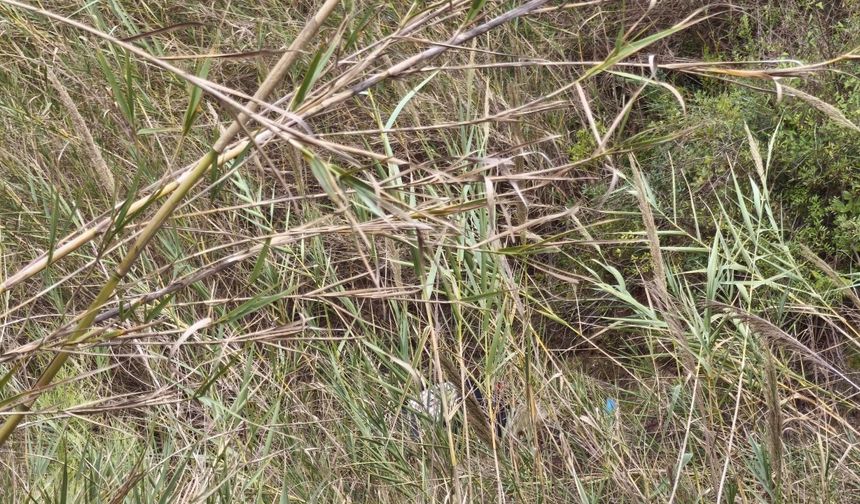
<box><xmin>1</xmin><ymin>0</ymin><xmax>859</xmax><ymax>502</ymax></box>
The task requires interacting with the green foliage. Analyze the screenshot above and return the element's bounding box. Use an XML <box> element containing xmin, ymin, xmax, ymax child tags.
<box><xmin>641</xmin><ymin>74</ymin><xmax>860</xmax><ymax>261</ymax></box>
<box><xmin>624</xmin><ymin>1</ymin><xmax>860</xmax><ymax>263</ymax></box>
<box><xmin>567</xmin><ymin>128</ymin><xmax>597</xmax><ymax>162</ymax></box>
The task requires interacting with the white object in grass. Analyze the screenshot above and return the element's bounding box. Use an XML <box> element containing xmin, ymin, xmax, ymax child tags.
<box><xmin>406</xmin><ymin>382</ymin><xmax>460</xmax><ymax>437</ymax></box>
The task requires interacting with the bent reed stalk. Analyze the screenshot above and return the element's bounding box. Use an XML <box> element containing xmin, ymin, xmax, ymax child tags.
<box><xmin>0</xmin><ymin>0</ymin><xmax>553</xmax><ymax>448</ymax></box>
<box><xmin>0</xmin><ymin>0</ymin><xmax>341</xmax><ymax>446</ymax></box>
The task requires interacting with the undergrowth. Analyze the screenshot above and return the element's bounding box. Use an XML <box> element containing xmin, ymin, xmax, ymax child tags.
<box><xmin>1</xmin><ymin>1</ymin><xmax>859</xmax><ymax>502</ymax></box>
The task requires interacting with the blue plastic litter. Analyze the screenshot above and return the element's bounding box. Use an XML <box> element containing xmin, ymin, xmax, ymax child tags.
<box><xmin>604</xmin><ymin>398</ymin><xmax>617</xmax><ymax>414</ymax></box>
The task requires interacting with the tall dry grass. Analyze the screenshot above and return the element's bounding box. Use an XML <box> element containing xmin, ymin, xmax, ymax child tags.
<box><xmin>0</xmin><ymin>0</ymin><xmax>858</xmax><ymax>502</ymax></box>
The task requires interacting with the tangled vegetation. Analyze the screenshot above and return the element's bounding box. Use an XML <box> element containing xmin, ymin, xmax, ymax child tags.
<box><xmin>1</xmin><ymin>1</ymin><xmax>859</xmax><ymax>502</ymax></box>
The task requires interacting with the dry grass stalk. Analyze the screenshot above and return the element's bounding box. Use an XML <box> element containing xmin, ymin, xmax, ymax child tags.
<box><xmin>0</xmin><ymin>0</ymin><xmax>340</xmax><ymax>446</ymax></box>
<box><xmin>46</xmin><ymin>67</ymin><xmax>115</xmax><ymax>194</ymax></box>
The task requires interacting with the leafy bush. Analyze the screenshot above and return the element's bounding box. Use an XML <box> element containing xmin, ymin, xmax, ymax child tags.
<box><xmin>640</xmin><ymin>72</ymin><xmax>860</xmax><ymax>263</ymax></box>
